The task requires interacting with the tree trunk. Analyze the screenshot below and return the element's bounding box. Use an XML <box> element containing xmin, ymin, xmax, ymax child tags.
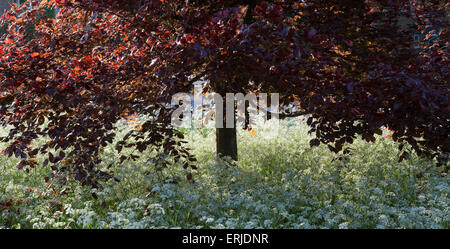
<box><xmin>214</xmin><ymin>1</ymin><xmax>257</xmax><ymax>161</ymax></box>
<box><xmin>216</xmin><ymin>94</ymin><xmax>238</xmax><ymax>160</ymax></box>
<box><xmin>216</xmin><ymin>125</ymin><xmax>238</xmax><ymax>160</ymax></box>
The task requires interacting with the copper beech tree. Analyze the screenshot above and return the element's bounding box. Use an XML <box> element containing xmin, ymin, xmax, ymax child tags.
<box><xmin>0</xmin><ymin>0</ymin><xmax>448</xmax><ymax>187</ymax></box>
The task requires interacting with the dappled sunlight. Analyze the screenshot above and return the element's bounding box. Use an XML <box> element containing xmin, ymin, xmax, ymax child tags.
<box><xmin>1</xmin><ymin>118</ymin><xmax>447</xmax><ymax>228</ymax></box>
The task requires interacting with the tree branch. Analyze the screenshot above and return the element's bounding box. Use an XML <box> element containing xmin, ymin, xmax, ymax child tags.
<box><xmin>244</xmin><ymin>1</ymin><xmax>257</xmax><ymax>25</ymax></box>
<box><xmin>257</xmin><ymin>105</ymin><xmax>307</xmax><ymax>118</ymax></box>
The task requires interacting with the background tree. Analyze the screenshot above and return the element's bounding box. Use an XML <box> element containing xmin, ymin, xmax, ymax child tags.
<box><xmin>0</xmin><ymin>0</ymin><xmax>448</xmax><ymax>187</ymax></box>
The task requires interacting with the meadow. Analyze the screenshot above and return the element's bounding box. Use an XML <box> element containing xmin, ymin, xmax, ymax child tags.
<box><xmin>0</xmin><ymin>117</ymin><xmax>448</xmax><ymax>229</ymax></box>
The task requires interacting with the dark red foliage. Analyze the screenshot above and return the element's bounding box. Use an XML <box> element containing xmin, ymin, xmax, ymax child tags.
<box><xmin>0</xmin><ymin>0</ymin><xmax>448</xmax><ymax>187</ymax></box>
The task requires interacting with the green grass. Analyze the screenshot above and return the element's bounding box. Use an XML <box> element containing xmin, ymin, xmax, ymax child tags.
<box><xmin>0</xmin><ymin>117</ymin><xmax>448</xmax><ymax>229</ymax></box>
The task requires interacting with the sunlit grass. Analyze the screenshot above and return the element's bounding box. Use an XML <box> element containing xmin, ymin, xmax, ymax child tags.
<box><xmin>0</xmin><ymin>117</ymin><xmax>448</xmax><ymax>229</ymax></box>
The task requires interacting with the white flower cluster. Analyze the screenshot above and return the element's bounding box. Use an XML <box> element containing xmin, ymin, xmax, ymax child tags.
<box><xmin>0</xmin><ymin>117</ymin><xmax>448</xmax><ymax>229</ymax></box>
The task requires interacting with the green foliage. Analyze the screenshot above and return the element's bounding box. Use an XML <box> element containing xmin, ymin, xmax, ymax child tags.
<box><xmin>0</xmin><ymin>24</ymin><xmax>6</xmax><ymax>37</ymax></box>
<box><xmin>43</xmin><ymin>7</ymin><xmax>56</xmax><ymax>19</ymax></box>
<box><xmin>0</xmin><ymin>119</ymin><xmax>448</xmax><ymax>229</ymax></box>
